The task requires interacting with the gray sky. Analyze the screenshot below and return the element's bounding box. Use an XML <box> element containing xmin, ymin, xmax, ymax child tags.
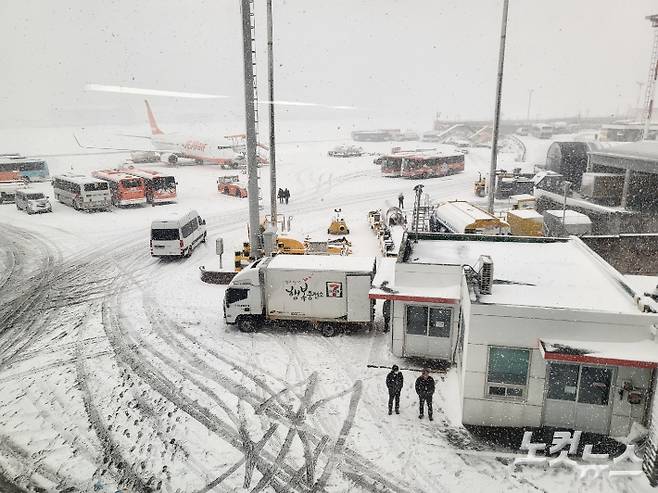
<box><xmin>0</xmin><ymin>0</ymin><xmax>656</xmax><ymax>126</ymax></box>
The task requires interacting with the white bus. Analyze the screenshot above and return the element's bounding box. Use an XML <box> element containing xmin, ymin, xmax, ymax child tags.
<box><xmin>51</xmin><ymin>174</ymin><xmax>112</xmax><ymax>211</ymax></box>
<box><xmin>530</xmin><ymin>123</ymin><xmax>554</xmax><ymax>139</ymax></box>
<box><xmin>150</xmin><ymin>210</ymin><xmax>207</xmax><ymax>258</ymax></box>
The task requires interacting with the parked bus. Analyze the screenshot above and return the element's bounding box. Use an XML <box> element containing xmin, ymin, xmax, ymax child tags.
<box><xmin>91</xmin><ymin>169</ymin><xmax>147</xmax><ymax>206</ymax></box>
<box><xmin>375</xmin><ymin>154</ymin><xmax>404</xmax><ymax>177</ymax></box>
<box><xmin>433</xmin><ymin>200</ymin><xmax>510</xmax><ymax>235</ymax></box>
<box><xmin>52</xmin><ymin>174</ymin><xmax>112</xmax><ymax>211</ymax></box>
<box><xmin>0</xmin><ymin>155</ymin><xmax>50</xmax><ymax>182</ymax></box>
<box><xmin>530</xmin><ymin>123</ymin><xmax>554</xmax><ymax>139</ymax></box>
<box><xmin>119</xmin><ymin>167</ymin><xmax>177</xmax><ymax>204</ymax></box>
<box><xmin>401</xmin><ymin>152</ymin><xmax>465</xmax><ymax>179</ymax></box>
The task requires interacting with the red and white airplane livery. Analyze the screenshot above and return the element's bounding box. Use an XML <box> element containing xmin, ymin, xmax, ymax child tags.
<box><xmin>143</xmin><ymin>100</ymin><xmax>243</xmax><ymax>165</ymax></box>
<box><xmin>77</xmin><ymin>100</ymin><xmax>267</xmax><ymax>167</ymax></box>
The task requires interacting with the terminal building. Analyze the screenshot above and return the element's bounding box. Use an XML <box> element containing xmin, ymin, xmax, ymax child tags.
<box><xmin>371</xmin><ymin>233</ymin><xmax>658</xmax><ymax>437</ymax></box>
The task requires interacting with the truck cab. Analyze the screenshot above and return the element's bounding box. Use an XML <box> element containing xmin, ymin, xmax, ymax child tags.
<box><xmin>224</xmin><ymin>259</ymin><xmax>264</xmax><ymax>330</ymax></box>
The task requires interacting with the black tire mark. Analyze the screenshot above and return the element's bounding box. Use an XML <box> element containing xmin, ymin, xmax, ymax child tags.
<box><xmin>75</xmin><ymin>344</ymin><xmax>152</xmax><ymax>493</ymax></box>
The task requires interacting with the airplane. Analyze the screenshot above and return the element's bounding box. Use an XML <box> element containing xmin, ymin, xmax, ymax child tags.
<box><xmin>75</xmin><ymin>100</ymin><xmax>268</xmax><ymax>167</ymax></box>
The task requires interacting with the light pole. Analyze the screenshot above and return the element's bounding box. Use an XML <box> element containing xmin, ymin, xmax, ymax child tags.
<box><xmin>240</xmin><ymin>0</ymin><xmax>261</xmax><ymax>259</ymax></box>
<box><xmin>487</xmin><ymin>0</ymin><xmax>510</xmax><ymax>214</ymax></box>
<box><xmin>266</xmin><ymin>0</ymin><xmax>277</xmax><ymax>231</ymax></box>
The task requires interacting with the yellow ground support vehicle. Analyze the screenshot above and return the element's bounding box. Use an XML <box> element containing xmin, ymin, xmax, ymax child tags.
<box><xmin>328</xmin><ymin>208</ymin><xmax>350</xmax><ymax>235</ymax></box>
<box><xmin>506</xmin><ymin>209</ymin><xmax>544</xmax><ymax>237</ymax></box>
<box><xmin>234</xmin><ymin>236</ymin><xmax>351</xmax><ymax>271</ymax></box>
<box><xmin>474</xmin><ymin>173</ymin><xmax>486</xmax><ymax>197</ymax></box>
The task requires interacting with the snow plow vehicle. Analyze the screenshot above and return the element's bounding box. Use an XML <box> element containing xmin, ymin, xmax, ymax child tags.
<box><xmin>224</xmin><ymin>255</ymin><xmax>375</xmax><ymax>336</ymax></box>
<box><xmin>217</xmin><ymin>175</ymin><xmax>247</xmax><ymax>198</ymax></box>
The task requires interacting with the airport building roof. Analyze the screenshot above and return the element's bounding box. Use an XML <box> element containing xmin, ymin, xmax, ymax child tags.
<box><xmin>588</xmin><ymin>141</ymin><xmax>658</xmax><ymax>173</ymax></box>
<box><xmin>400</xmin><ymin>233</ymin><xmax>644</xmax><ymax>314</ymax></box>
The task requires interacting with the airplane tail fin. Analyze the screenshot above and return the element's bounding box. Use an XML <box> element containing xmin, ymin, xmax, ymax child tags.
<box><xmin>145</xmin><ymin>100</ymin><xmax>164</xmax><ymax>135</ymax></box>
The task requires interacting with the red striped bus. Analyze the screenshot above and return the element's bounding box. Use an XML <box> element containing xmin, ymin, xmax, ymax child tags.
<box><xmin>91</xmin><ymin>169</ymin><xmax>146</xmax><ymax>206</ymax></box>
<box><xmin>119</xmin><ymin>167</ymin><xmax>177</xmax><ymax>205</ymax></box>
<box><xmin>401</xmin><ymin>152</ymin><xmax>465</xmax><ymax>179</ymax></box>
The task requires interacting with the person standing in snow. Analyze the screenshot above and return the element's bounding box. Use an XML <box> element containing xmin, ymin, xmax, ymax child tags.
<box><xmin>398</xmin><ymin>193</ymin><xmax>404</xmax><ymax>209</ymax></box>
<box><xmin>386</xmin><ymin>365</ymin><xmax>404</xmax><ymax>415</ymax></box>
<box><xmin>277</xmin><ymin>188</ymin><xmax>284</xmax><ymax>204</ymax></box>
<box><xmin>415</xmin><ymin>368</ymin><xmax>435</xmax><ymax>421</ymax></box>
<box><xmin>284</xmin><ymin>188</ymin><xmax>290</xmax><ymax>204</ymax></box>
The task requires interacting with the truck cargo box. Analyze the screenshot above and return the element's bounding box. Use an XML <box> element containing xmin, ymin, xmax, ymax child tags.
<box><xmin>507</xmin><ymin>210</ymin><xmax>544</xmax><ymax>237</ymax></box>
<box><xmin>263</xmin><ymin>255</ymin><xmax>375</xmax><ymax>322</ymax></box>
<box><xmin>580</xmin><ymin>172</ymin><xmax>624</xmax><ymax>204</ymax></box>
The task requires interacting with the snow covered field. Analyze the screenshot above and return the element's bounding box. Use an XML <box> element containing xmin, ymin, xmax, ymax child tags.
<box><xmin>0</xmin><ymin>123</ymin><xmax>651</xmax><ymax>492</ymax></box>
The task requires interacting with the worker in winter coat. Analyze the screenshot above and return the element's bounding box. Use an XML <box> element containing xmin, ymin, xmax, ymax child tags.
<box><xmin>415</xmin><ymin>368</ymin><xmax>435</xmax><ymax>421</ymax></box>
<box><xmin>398</xmin><ymin>193</ymin><xmax>404</xmax><ymax>209</ymax></box>
<box><xmin>386</xmin><ymin>365</ymin><xmax>404</xmax><ymax>415</ymax></box>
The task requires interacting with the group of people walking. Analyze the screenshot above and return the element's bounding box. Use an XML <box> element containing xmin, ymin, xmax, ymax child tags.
<box><xmin>277</xmin><ymin>188</ymin><xmax>290</xmax><ymax>204</ymax></box>
<box><xmin>386</xmin><ymin>365</ymin><xmax>435</xmax><ymax>420</ymax></box>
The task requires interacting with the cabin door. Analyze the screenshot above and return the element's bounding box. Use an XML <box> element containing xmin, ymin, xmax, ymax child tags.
<box><xmin>403</xmin><ymin>305</ymin><xmax>452</xmax><ymax>361</ymax></box>
<box><xmin>542</xmin><ymin>363</ymin><xmax>614</xmax><ymax>434</ymax></box>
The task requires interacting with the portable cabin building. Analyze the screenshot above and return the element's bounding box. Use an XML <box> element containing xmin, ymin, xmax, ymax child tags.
<box><xmin>370</xmin><ymin>233</ymin><xmax>658</xmax><ymax>437</ymax></box>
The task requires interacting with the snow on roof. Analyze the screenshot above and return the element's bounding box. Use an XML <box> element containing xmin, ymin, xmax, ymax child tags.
<box><xmin>509</xmin><ymin>194</ymin><xmax>535</xmax><ymax>202</ymax></box>
<box><xmin>54</xmin><ymin>173</ymin><xmax>105</xmax><ymax>185</ymax></box>
<box><xmin>268</xmin><ymin>254</ymin><xmax>375</xmax><ymax>273</ymax></box>
<box><xmin>508</xmin><ymin>209</ymin><xmax>543</xmax><ymax>220</ymax></box>
<box><xmin>436</xmin><ymin>201</ymin><xmax>497</xmax><ymax>223</ymax></box>
<box><xmin>407</xmin><ymin>236</ymin><xmax>641</xmax><ymax>313</ymax></box>
<box><xmin>625</xmin><ymin>275</ymin><xmax>658</xmax><ymax>296</ymax></box>
<box><xmin>544</xmin><ymin>210</ymin><xmax>592</xmax><ymax>225</ymax></box>
<box><xmin>370</xmin><ymin>257</ymin><xmax>461</xmax><ymax>303</ymax></box>
<box><xmin>540</xmin><ymin>338</ymin><xmax>658</xmax><ymax>368</ymax></box>
<box><xmin>588</xmin><ymin>141</ymin><xmax>658</xmax><ymax>172</ymax></box>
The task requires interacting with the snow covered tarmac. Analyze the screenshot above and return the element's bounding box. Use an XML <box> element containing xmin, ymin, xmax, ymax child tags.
<box><xmin>0</xmin><ymin>124</ymin><xmax>649</xmax><ymax>492</ymax></box>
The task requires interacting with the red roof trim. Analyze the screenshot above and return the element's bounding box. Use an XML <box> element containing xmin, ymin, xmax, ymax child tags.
<box><xmin>369</xmin><ymin>292</ymin><xmax>460</xmax><ymax>305</ymax></box>
<box><xmin>538</xmin><ymin>340</ymin><xmax>658</xmax><ymax>369</ymax></box>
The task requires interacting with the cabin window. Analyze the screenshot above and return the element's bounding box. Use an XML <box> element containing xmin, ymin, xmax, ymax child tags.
<box><xmin>405</xmin><ymin>305</ymin><xmax>452</xmax><ymax>337</ymax></box>
<box><xmin>226</xmin><ymin>288</ymin><xmax>249</xmax><ymax>305</ymax></box>
<box><xmin>486</xmin><ymin>346</ymin><xmax>529</xmax><ymax>399</ymax></box>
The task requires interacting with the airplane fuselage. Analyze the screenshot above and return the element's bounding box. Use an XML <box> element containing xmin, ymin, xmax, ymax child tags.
<box><xmin>152</xmin><ymin>133</ymin><xmax>239</xmax><ymax>164</ymax></box>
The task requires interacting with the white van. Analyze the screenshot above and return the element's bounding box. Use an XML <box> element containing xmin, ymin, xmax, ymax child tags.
<box><xmin>15</xmin><ymin>189</ymin><xmax>52</xmax><ymax>214</ymax></box>
<box><xmin>150</xmin><ymin>210</ymin><xmax>207</xmax><ymax>257</ymax></box>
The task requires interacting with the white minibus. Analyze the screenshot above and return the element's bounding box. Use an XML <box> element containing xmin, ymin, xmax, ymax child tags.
<box><xmin>150</xmin><ymin>210</ymin><xmax>207</xmax><ymax>257</ymax></box>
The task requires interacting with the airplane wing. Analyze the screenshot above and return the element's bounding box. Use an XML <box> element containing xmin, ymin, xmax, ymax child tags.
<box><xmin>73</xmin><ymin>134</ymin><xmax>167</xmax><ymax>154</ymax></box>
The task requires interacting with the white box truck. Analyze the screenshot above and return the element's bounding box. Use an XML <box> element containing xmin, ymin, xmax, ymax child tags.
<box><xmin>223</xmin><ymin>255</ymin><xmax>375</xmax><ymax>336</ymax></box>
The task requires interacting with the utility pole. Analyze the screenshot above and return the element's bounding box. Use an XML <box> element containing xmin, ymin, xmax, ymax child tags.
<box><xmin>642</xmin><ymin>15</ymin><xmax>658</xmax><ymax>140</ymax></box>
<box><xmin>240</xmin><ymin>0</ymin><xmax>261</xmax><ymax>259</ymax></box>
<box><xmin>266</xmin><ymin>0</ymin><xmax>277</xmax><ymax>230</ymax></box>
<box><xmin>487</xmin><ymin>0</ymin><xmax>509</xmax><ymax>214</ymax></box>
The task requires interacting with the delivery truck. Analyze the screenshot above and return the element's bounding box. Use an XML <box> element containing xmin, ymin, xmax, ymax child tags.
<box><xmin>223</xmin><ymin>254</ymin><xmax>376</xmax><ymax>336</ymax></box>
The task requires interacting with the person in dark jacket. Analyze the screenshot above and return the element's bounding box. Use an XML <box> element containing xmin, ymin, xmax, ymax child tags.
<box><xmin>277</xmin><ymin>188</ymin><xmax>284</xmax><ymax>204</ymax></box>
<box><xmin>415</xmin><ymin>368</ymin><xmax>435</xmax><ymax>420</ymax></box>
<box><xmin>386</xmin><ymin>365</ymin><xmax>403</xmax><ymax>415</ymax></box>
<box><xmin>398</xmin><ymin>193</ymin><xmax>404</xmax><ymax>209</ymax></box>
<box><xmin>284</xmin><ymin>188</ymin><xmax>290</xmax><ymax>204</ymax></box>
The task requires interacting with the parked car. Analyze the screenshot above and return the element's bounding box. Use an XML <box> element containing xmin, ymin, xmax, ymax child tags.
<box><xmin>15</xmin><ymin>190</ymin><xmax>52</xmax><ymax>214</ymax></box>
